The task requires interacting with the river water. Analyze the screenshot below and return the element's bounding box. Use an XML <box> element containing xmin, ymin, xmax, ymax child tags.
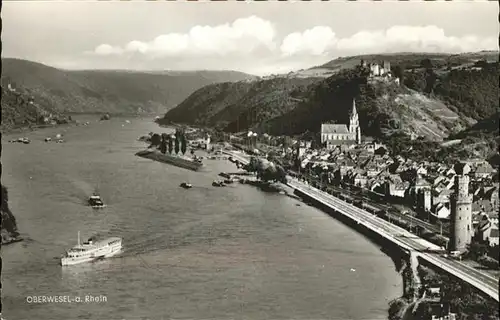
<box><xmin>1</xmin><ymin>116</ymin><xmax>402</xmax><ymax>320</ymax></box>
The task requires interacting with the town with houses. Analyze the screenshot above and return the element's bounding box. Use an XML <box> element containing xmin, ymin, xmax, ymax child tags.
<box><xmin>293</xmin><ymin>98</ymin><xmax>499</xmax><ymax>248</ymax></box>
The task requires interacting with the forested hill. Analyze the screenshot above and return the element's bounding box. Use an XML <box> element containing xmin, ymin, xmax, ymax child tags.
<box><xmin>1</xmin><ymin>58</ymin><xmax>253</xmax><ymax>119</ymax></box>
<box><xmin>160</xmin><ymin>51</ymin><xmax>498</xmax><ymax>143</ymax></box>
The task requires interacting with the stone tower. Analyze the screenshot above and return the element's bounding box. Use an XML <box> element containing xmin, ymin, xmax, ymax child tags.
<box><xmin>383</xmin><ymin>61</ymin><xmax>391</xmax><ymax>74</ymax></box>
<box><xmin>349</xmin><ymin>99</ymin><xmax>361</xmax><ymax>144</ymax></box>
<box><xmin>450</xmin><ymin>162</ymin><xmax>473</xmax><ymax>252</ymax></box>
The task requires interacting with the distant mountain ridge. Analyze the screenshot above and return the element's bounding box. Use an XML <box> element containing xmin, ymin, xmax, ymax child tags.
<box><xmin>312</xmin><ymin>51</ymin><xmax>499</xmax><ymax>71</ymax></box>
<box><xmin>1</xmin><ymin>58</ymin><xmax>253</xmax><ymax>122</ymax></box>
<box><xmin>161</xmin><ymin>51</ymin><xmax>498</xmax><ymax>142</ymax></box>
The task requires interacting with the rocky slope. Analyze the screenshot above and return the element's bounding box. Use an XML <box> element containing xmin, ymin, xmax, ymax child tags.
<box><xmin>1</xmin><ymin>184</ymin><xmax>22</xmax><ymax>245</ymax></box>
<box><xmin>161</xmin><ymin>51</ymin><xmax>498</xmax><ymax>142</ymax></box>
<box><xmin>1</xmin><ymin>58</ymin><xmax>253</xmax><ymax>119</ymax></box>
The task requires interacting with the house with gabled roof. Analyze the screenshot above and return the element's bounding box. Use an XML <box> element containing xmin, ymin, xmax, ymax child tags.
<box><xmin>432</xmin><ymin>175</ymin><xmax>446</xmax><ymax>186</ymax></box>
<box><xmin>482</xmin><ymin>185</ymin><xmax>499</xmax><ymax>207</ymax></box>
<box><xmin>472</xmin><ymin>199</ymin><xmax>494</xmax><ymax>216</ymax></box>
<box><xmin>475</xmin><ymin>214</ymin><xmax>499</xmax><ymax>246</ymax></box>
<box><xmin>432</xmin><ymin>188</ymin><xmax>452</xmax><ymax>205</ymax></box>
<box><xmin>353</xmin><ymin>172</ymin><xmax>369</xmax><ymax>188</ymax></box>
<box><xmin>473</xmin><ymin>162</ymin><xmax>495</xmax><ymax>179</ymax></box>
<box><xmin>416</xmin><ymin>165</ymin><xmax>428</xmax><ymax>176</ymax></box>
<box><xmin>431</xmin><ymin>203</ymin><xmax>450</xmax><ymax>219</ymax></box>
<box><xmin>445</xmin><ymin>166</ymin><xmax>456</xmax><ymax>177</ymax></box>
<box><xmin>385</xmin><ymin>180</ymin><xmax>409</xmax><ymax>198</ymax></box>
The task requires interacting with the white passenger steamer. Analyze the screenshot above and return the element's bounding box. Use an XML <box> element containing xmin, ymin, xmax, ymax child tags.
<box><xmin>61</xmin><ymin>232</ymin><xmax>122</xmax><ymax>266</ymax></box>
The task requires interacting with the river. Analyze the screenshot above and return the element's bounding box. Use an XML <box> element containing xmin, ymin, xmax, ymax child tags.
<box><xmin>1</xmin><ymin>116</ymin><xmax>402</xmax><ymax>320</ymax></box>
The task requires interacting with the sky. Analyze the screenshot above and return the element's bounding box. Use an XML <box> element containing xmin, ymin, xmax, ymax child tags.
<box><xmin>2</xmin><ymin>1</ymin><xmax>498</xmax><ymax>76</ymax></box>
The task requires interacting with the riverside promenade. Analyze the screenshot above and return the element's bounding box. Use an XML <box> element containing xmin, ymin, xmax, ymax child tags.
<box><xmin>224</xmin><ymin>150</ymin><xmax>499</xmax><ymax>302</ymax></box>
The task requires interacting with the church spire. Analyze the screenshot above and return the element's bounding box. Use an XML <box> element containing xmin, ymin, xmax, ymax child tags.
<box><xmin>351</xmin><ymin>98</ymin><xmax>357</xmax><ymax>116</ymax></box>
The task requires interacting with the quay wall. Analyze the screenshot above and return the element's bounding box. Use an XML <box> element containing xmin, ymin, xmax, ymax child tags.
<box><xmin>294</xmin><ymin>188</ymin><xmax>419</xmax><ymax>301</ymax></box>
<box><xmin>294</xmin><ymin>189</ymin><xmax>418</xmax><ymax>301</ymax></box>
<box><xmin>295</xmin><ymin>188</ymin><xmax>410</xmax><ymax>257</ymax></box>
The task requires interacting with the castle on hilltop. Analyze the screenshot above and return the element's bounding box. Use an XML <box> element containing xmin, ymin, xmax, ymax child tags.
<box><xmin>320</xmin><ymin>99</ymin><xmax>361</xmax><ymax>149</ymax></box>
<box><xmin>360</xmin><ymin>60</ymin><xmax>400</xmax><ymax>85</ymax></box>
<box><xmin>360</xmin><ymin>59</ymin><xmax>392</xmax><ymax>77</ymax></box>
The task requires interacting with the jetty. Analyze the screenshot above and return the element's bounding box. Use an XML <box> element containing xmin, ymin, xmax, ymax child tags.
<box><xmin>135</xmin><ymin>149</ymin><xmax>203</xmax><ymax>171</ymax></box>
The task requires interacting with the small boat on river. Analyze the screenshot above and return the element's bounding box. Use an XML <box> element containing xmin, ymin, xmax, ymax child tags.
<box><xmin>180</xmin><ymin>182</ymin><xmax>193</xmax><ymax>189</ymax></box>
<box><xmin>212</xmin><ymin>180</ymin><xmax>226</xmax><ymax>187</ymax></box>
<box><xmin>88</xmin><ymin>193</ymin><xmax>106</xmax><ymax>209</ymax></box>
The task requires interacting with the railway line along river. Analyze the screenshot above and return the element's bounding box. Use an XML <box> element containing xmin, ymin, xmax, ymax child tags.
<box><xmin>2</xmin><ymin>116</ymin><xmax>402</xmax><ymax>320</ymax></box>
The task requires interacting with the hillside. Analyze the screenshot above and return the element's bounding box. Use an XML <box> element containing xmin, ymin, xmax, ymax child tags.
<box><xmin>160</xmin><ymin>76</ymin><xmax>322</xmax><ymax>130</ymax></box>
<box><xmin>446</xmin><ymin>112</ymin><xmax>500</xmax><ymax>164</ymax></box>
<box><xmin>403</xmin><ymin>61</ymin><xmax>499</xmax><ymax>120</ymax></box>
<box><xmin>161</xmin><ymin>51</ymin><xmax>498</xmax><ymax>143</ymax></box>
<box><xmin>1</xmin><ymin>58</ymin><xmax>253</xmax><ymax>118</ymax></box>
<box><xmin>1</xmin><ymin>84</ymin><xmax>66</xmax><ymax>130</ymax></box>
<box><xmin>260</xmin><ymin>69</ymin><xmax>469</xmax><ymax>140</ymax></box>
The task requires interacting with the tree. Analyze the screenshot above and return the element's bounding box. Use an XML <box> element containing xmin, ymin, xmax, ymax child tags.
<box><xmin>421</xmin><ymin>58</ymin><xmax>433</xmax><ymax>69</ymax></box>
<box><xmin>392</xmin><ymin>65</ymin><xmax>404</xmax><ymax>82</ymax></box>
<box><xmin>174</xmin><ymin>136</ymin><xmax>180</xmax><ymax>154</ymax></box>
<box><xmin>279</xmin><ymin>136</ymin><xmax>293</xmax><ymax>152</ymax></box>
<box><xmin>260</xmin><ymin>166</ymin><xmax>277</xmax><ymax>183</ymax></box>
<box><xmin>168</xmin><ymin>136</ymin><xmax>174</xmax><ymax>154</ymax></box>
<box><xmin>160</xmin><ymin>133</ymin><xmax>169</xmax><ymax>154</ymax></box>
<box><xmin>180</xmin><ymin>135</ymin><xmax>187</xmax><ymax>154</ymax></box>
<box><xmin>244</xmin><ymin>156</ymin><xmax>261</xmax><ymax>173</ymax></box>
<box><xmin>424</xmin><ymin>70</ymin><xmax>438</xmax><ymax>94</ymax></box>
<box><xmin>150</xmin><ymin>133</ymin><xmax>161</xmax><ymax>148</ymax></box>
<box><xmin>275</xmin><ymin>165</ymin><xmax>288</xmax><ymax>183</ymax></box>
<box><xmin>468</xmin><ymin>241</ymin><xmax>488</xmax><ymax>259</ymax></box>
<box><xmin>374</xmin><ymin>147</ymin><xmax>387</xmax><ymax>156</ymax></box>
<box><xmin>160</xmin><ymin>138</ymin><xmax>167</xmax><ymax>154</ymax></box>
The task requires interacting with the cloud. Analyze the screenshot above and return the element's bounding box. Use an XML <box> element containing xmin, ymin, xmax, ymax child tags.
<box><xmin>280</xmin><ymin>26</ymin><xmax>337</xmax><ymax>56</ymax></box>
<box><xmin>280</xmin><ymin>25</ymin><xmax>497</xmax><ymax>56</ymax></box>
<box><xmin>90</xmin><ymin>16</ymin><xmax>276</xmax><ymax>58</ymax></box>
<box><xmin>85</xmin><ymin>21</ymin><xmax>497</xmax><ymax>75</ymax></box>
<box><xmin>93</xmin><ymin>44</ymin><xmax>123</xmax><ymax>56</ymax></box>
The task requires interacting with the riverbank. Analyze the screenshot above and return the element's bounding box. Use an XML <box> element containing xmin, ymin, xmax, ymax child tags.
<box><xmin>412</xmin><ymin>261</ymin><xmax>499</xmax><ymax>320</ymax></box>
<box><xmin>1</xmin><ymin>233</ymin><xmax>24</xmax><ymax>246</ymax></box>
<box><xmin>1</xmin><ymin>184</ymin><xmax>23</xmax><ymax>246</ymax></box>
<box><xmin>1</xmin><ymin>122</ymin><xmax>75</xmax><ymax>135</ymax></box>
<box><xmin>290</xmin><ymin>186</ymin><xmax>427</xmax><ymax>320</ymax></box>
<box><xmin>223</xmin><ymin>171</ymin><xmax>301</xmax><ymax>200</ymax></box>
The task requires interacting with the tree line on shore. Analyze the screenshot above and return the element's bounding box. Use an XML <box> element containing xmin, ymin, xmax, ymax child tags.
<box><xmin>243</xmin><ymin>156</ymin><xmax>287</xmax><ymax>184</ymax></box>
<box><xmin>149</xmin><ymin>129</ymin><xmax>190</xmax><ymax>156</ymax></box>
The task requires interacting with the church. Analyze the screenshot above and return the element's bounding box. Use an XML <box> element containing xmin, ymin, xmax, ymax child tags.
<box><xmin>320</xmin><ymin>99</ymin><xmax>362</xmax><ymax>149</ymax></box>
